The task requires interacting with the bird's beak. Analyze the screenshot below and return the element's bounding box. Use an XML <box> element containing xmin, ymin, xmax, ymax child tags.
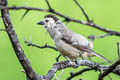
<box><xmin>37</xmin><ymin>21</ymin><xmax>44</xmax><ymax>25</ymax></box>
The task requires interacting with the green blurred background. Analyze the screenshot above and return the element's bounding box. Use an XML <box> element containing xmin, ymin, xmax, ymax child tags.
<box><xmin>0</xmin><ymin>0</ymin><xmax>120</xmax><ymax>80</ymax></box>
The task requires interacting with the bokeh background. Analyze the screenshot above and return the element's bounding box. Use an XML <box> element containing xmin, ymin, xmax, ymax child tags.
<box><xmin>0</xmin><ymin>0</ymin><xmax>120</xmax><ymax>80</ymax></box>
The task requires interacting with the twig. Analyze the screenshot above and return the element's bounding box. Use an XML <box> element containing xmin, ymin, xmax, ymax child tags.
<box><xmin>0</xmin><ymin>29</ymin><xmax>6</xmax><ymax>31</ymax></box>
<box><xmin>88</xmin><ymin>33</ymin><xmax>112</xmax><ymax>41</ymax></box>
<box><xmin>98</xmin><ymin>42</ymin><xmax>120</xmax><ymax>80</ymax></box>
<box><xmin>56</xmin><ymin>54</ymin><xmax>61</xmax><ymax>62</ymax></box>
<box><xmin>108</xmin><ymin>75</ymin><xmax>112</xmax><ymax>80</ymax></box>
<box><xmin>44</xmin><ymin>60</ymin><xmax>120</xmax><ymax>80</ymax></box>
<box><xmin>0</xmin><ymin>6</ymin><xmax>120</xmax><ymax>37</ymax></box>
<box><xmin>45</xmin><ymin>0</ymin><xmax>53</xmax><ymax>11</ymax></box>
<box><xmin>98</xmin><ymin>59</ymin><xmax>120</xmax><ymax>80</ymax></box>
<box><xmin>24</xmin><ymin>38</ymin><xmax>58</xmax><ymax>51</ymax></box>
<box><xmin>0</xmin><ymin>0</ymin><xmax>38</xmax><ymax>80</ymax></box>
<box><xmin>21</xmin><ymin>9</ymin><xmax>30</xmax><ymax>20</ymax></box>
<box><xmin>74</xmin><ymin>0</ymin><xmax>91</xmax><ymax>22</ymax></box>
<box><xmin>67</xmin><ymin>68</ymin><xmax>93</xmax><ymax>80</ymax></box>
<box><xmin>117</xmin><ymin>42</ymin><xmax>120</xmax><ymax>58</ymax></box>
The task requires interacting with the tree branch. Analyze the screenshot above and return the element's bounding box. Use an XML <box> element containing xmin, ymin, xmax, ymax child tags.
<box><xmin>0</xmin><ymin>29</ymin><xmax>6</xmax><ymax>31</ymax></box>
<box><xmin>45</xmin><ymin>0</ymin><xmax>53</xmax><ymax>11</ymax></box>
<box><xmin>0</xmin><ymin>6</ymin><xmax>119</xmax><ymax>37</ymax></box>
<box><xmin>21</xmin><ymin>9</ymin><xmax>30</xmax><ymax>20</ymax></box>
<box><xmin>24</xmin><ymin>39</ymin><xmax>58</xmax><ymax>51</ymax></box>
<box><xmin>98</xmin><ymin>59</ymin><xmax>120</xmax><ymax>80</ymax></box>
<box><xmin>88</xmin><ymin>33</ymin><xmax>112</xmax><ymax>41</ymax></box>
<box><xmin>117</xmin><ymin>42</ymin><xmax>120</xmax><ymax>58</ymax></box>
<box><xmin>67</xmin><ymin>68</ymin><xmax>93</xmax><ymax>80</ymax></box>
<box><xmin>0</xmin><ymin>0</ymin><xmax>39</xmax><ymax>80</ymax></box>
<box><xmin>44</xmin><ymin>60</ymin><xmax>120</xmax><ymax>80</ymax></box>
<box><xmin>98</xmin><ymin>42</ymin><xmax>120</xmax><ymax>80</ymax></box>
<box><xmin>74</xmin><ymin>0</ymin><xmax>91</xmax><ymax>22</ymax></box>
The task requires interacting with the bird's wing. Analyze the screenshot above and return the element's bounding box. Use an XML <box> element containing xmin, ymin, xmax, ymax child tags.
<box><xmin>61</xmin><ymin>30</ymin><xmax>111</xmax><ymax>63</ymax></box>
<box><xmin>61</xmin><ymin>30</ymin><xmax>91</xmax><ymax>50</ymax></box>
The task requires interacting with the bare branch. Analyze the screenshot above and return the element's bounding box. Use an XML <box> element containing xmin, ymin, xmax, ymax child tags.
<box><xmin>67</xmin><ymin>68</ymin><xmax>93</xmax><ymax>80</ymax></box>
<box><xmin>0</xmin><ymin>0</ymin><xmax>38</xmax><ymax>80</ymax></box>
<box><xmin>108</xmin><ymin>75</ymin><xmax>112</xmax><ymax>80</ymax></box>
<box><xmin>98</xmin><ymin>42</ymin><xmax>120</xmax><ymax>80</ymax></box>
<box><xmin>56</xmin><ymin>54</ymin><xmax>61</xmax><ymax>62</ymax></box>
<box><xmin>117</xmin><ymin>42</ymin><xmax>120</xmax><ymax>58</ymax></box>
<box><xmin>74</xmin><ymin>0</ymin><xmax>91</xmax><ymax>22</ymax></box>
<box><xmin>44</xmin><ymin>61</ymin><xmax>77</xmax><ymax>80</ymax></box>
<box><xmin>45</xmin><ymin>0</ymin><xmax>53</xmax><ymax>11</ymax></box>
<box><xmin>21</xmin><ymin>9</ymin><xmax>30</xmax><ymax>20</ymax></box>
<box><xmin>88</xmin><ymin>33</ymin><xmax>112</xmax><ymax>41</ymax></box>
<box><xmin>24</xmin><ymin>38</ymin><xmax>58</xmax><ymax>51</ymax></box>
<box><xmin>0</xmin><ymin>6</ymin><xmax>120</xmax><ymax>37</ymax></box>
<box><xmin>0</xmin><ymin>29</ymin><xmax>6</xmax><ymax>31</ymax></box>
<box><xmin>44</xmin><ymin>60</ymin><xmax>120</xmax><ymax>80</ymax></box>
<box><xmin>98</xmin><ymin>59</ymin><xmax>120</xmax><ymax>80</ymax></box>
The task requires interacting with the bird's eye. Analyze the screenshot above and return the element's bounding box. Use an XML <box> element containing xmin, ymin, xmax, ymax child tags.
<box><xmin>45</xmin><ymin>20</ymin><xmax>49</xmax><ymax>22</ymax></box>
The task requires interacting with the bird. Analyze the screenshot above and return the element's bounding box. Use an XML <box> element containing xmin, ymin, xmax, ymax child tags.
<box><xmin>37</xmin><ymin>14</ymin><xmax>111</xmax><ymax>64</ymax></box>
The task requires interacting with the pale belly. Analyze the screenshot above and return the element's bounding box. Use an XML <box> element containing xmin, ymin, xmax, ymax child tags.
<box><xmin>55</xmin><ymin>40</ymin><xmax>80</xmax><ymax>59</ymax></box>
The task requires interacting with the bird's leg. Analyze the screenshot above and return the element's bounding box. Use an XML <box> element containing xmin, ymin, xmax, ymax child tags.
<box><xmin>64</xmin><ymin>56</ymin><xmax>78</xmax><ymax>68</ymax></box>
<box><xmin>81</xmin><ymin>51</ymin><xmax>86</xmax><ymax>60</ymax></box>
<box><xmin>64</xmin><ymin>56</ymin><xmax>76</xmax><ymax>66</ymax></box>
<box><xmin>64</xmin><ymin>56</ymin><xmax>73</xmax><ymax>64</ymax></box>
<box><xmin>76</xmin><ymin>58</ymin><xmax>81</xmax><ymax>66</ymax></box>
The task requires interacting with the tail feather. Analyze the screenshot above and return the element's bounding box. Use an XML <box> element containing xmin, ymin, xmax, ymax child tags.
<box><xmin>91</xmin><ymin>50</ymin><xmax>112</xmax><ymax>64</ymax></box>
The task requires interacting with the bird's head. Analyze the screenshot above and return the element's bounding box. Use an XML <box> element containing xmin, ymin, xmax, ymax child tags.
<box><xmin>37</xmin><ymin>14</ymin><xmax>61</xmax><ymax>29</ymax></box>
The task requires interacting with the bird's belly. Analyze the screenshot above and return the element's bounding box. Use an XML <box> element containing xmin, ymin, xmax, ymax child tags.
<box><xmin>55</xmin><ymin>40</ymin><xmax>80</xmax><ymax>59</ymax></box>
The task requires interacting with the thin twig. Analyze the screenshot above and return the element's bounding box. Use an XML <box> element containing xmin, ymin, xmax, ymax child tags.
<box><xmin>88</xmin><ymin>33</ymin><xmax>112</xmax><ymax>41</ymax></box>
<box><xmin>56</xmin><ymin>54</ymin><xmax>61</xmax><ymax>62</ymax></box>
<box><xmin>0</xmin><ymin>6</ymin><xmax>119</xmax><ymax>37</ymax></box>
<box><xmin>67</xmin><ymin>68</ymin><xmax>93</xmax><ymax>80</ymax></box>
<box><xmin>44</xmin><ymin>60</ymin><xmax>120</xmax><ymax>80</ymax></box>
<box><xmin>21</xmin><ymin>9</ymin><xmax>30</xmax><ymax>20</ymax></box>
<box><xmin>0</xmin><ymin>29</ymin><xmax>6</xmax><ymax>31</ymax></box>
<box><xmin>74</xmin><ymin>0</ymin><xmax>91</xmax><ymax>22</ymax></box>
<box><xmin>98</xmin><ymin>59</ymin><xmax>120</xmax><ymax>80</ymax></box>
<box><xmin>45</xmin><ymin>0</ymin><xmax>53</xmax><ymax>11</ymax></box>
<box><xmin>98</xmin><ymin>42</ymin><xmax>120</xmax><ymax>80</ymax></box>
<box><xmin>24</xmin><ymin>39</ymin><xmax>58</xmax><ymax>51</ymax></box>
<box><xmin>117</xmin><ymin>42</ymin><xmax>120</xmax><ymax>58</ymax></box>
<box><xmin>108</xmin><ymin>75</ymin><xmax>112</xmax><ymax>80</ymax></box>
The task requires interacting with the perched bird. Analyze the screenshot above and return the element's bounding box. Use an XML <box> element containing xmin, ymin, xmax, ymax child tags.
<box><xmin>37</xmin><ymin>14</ymin><xmax>111</xmax><ymax>64</ymax></box>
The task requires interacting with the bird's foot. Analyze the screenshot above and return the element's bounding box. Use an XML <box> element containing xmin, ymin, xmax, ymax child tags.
<box><xmin>76</xmin><ymin>58</ymin><xmax>82</xmax><ymax>66</ymax></box>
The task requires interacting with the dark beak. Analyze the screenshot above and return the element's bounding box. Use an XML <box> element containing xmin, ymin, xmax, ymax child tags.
<box><xmin>37</xmin><ymin>21</ymin><xmax>44</xmax><ymax>25</ymax></box>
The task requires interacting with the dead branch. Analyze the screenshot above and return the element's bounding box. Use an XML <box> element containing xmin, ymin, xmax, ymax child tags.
<box><xmin>0</xmin><ymin>6</ymin><xmax>119</xmax><ymax>37</ymax></box>
<box><xmin>0</xmin><ymin>0</ymin><xmax>39</xmax><ymax>80</ymax></box>
<box><xmin>88</xmin><ymin>33</ymin><xmax>112</xmax><ymax>41</ymax></box>
<box><xmin>74</xmin><ymin>0</ymin><xmax>91</xmax><ymax>22</ymax></box>
<box><xmin>67</xmin><ymin>68</ymin><xmax>93</xmax><ymax>80</ymax></box>
<box><xmin>24</xmin><ymin>39</ymin><xmax>58</xmax><ymax>51</ymax></box>
<box><xmin>98</xmin><ymin>42</ymin><xmax>120</xmax><ymax>80</ymax></box>
<box><xmin>0</xmin><ymin>29</ymin><xmax>6</xmax><ymax>31</ymax></box>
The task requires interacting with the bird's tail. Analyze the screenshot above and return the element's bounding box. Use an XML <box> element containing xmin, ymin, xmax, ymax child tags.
<box><xmin>91</xmin><ymin>50</ymin><xmax>112</xmax><ymax>64</ymax></box>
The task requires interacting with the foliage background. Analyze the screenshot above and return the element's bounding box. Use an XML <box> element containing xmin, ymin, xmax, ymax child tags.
<box><xmin>0</xmin><ymin>0</ymin><xmax>120</xmax><ymax>80</ymax></box>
